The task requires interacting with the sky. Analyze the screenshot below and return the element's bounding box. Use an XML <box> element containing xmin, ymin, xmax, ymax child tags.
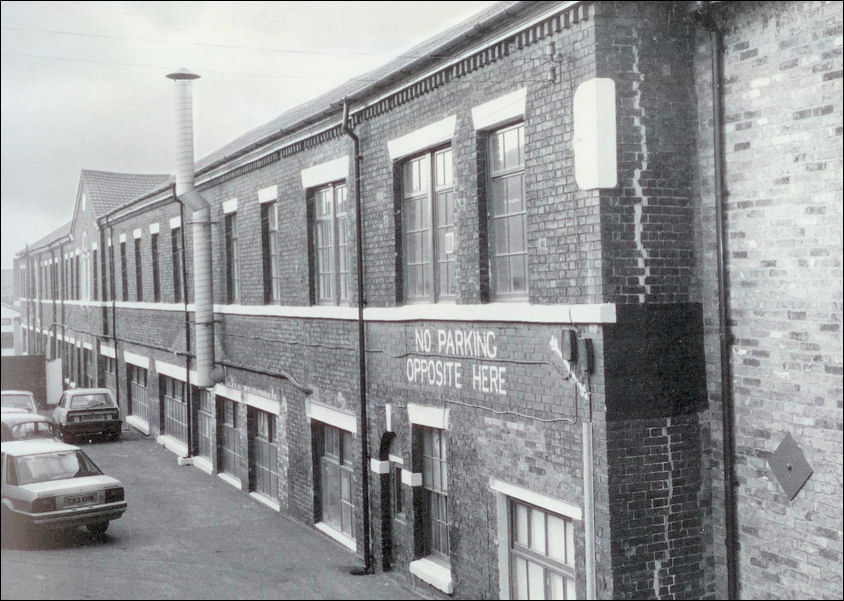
<box><xmin>0</xmin><ymin>1</ymin><xmax>497</xmax><ymax>268</ymax></box>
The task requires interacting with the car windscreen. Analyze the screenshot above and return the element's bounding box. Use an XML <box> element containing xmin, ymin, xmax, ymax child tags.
<box><xmin>70</xmin><ymin>393</ymin><xmax>115</xmax><ymax>410</ymax></box>
<box><xmin>14</xmin><ymin>450</ymin><xmax>103</xmax><ymax>485</ymax></box>
<box><xmin>11</xmin><ymin>421</ymin><xmax>56</xmax><ymax>440</ymax></box>
<box><xmin>1</xmin><ymin>394</ymin><xmax>34</xmax><ymax>411</ymax></box>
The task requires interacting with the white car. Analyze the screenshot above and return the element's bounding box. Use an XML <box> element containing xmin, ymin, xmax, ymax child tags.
<box><xmin>1</xmin><ymin>390</ymin><xmax>39</xmax><ymax>415</ymax></box>
<box><xmin>51</xmin><ymin>388</ymin><xmax>122</xmax><ymax>442</ymax></box>
<box><xmin>1</xmin><ymin>439</ymin><xmax>127</xmax><ymax>536</ymax></box>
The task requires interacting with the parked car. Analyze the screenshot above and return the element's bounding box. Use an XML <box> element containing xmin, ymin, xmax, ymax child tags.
<box><xmin>50</xmin><ymin>388</ymin><xmax>122</xmax><ymax>443</ymax></box>
<box><xmin>1</xmin><ymin>439</ymin><xmax>127</xmax><ymax>536</ymax></box>
<box><xmin>1</xmin><ymin>413</ymin><xmax>59</xmax><ymax>442</ymax></box>
<box><xmin>1</xmin><ymin>390</ymin><xmax>38</xmax><ymax>415</ymax></box>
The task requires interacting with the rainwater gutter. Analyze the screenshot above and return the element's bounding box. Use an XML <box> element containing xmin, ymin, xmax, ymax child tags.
<box><xmin>341</xmin><ymin>98</ymin><xmax>373</xmax><ymax>575</ymax></box>
<box><xmin>694</xmin><ymin>3</ymin><xmax>738</xmax><ymax>598</ymax></box>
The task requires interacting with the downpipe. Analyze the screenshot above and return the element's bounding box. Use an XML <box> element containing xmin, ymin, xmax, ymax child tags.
<box><xmin>342</xmin><ymin>99</ymin><xmax>373</xmax><ymax>575</ymax></box>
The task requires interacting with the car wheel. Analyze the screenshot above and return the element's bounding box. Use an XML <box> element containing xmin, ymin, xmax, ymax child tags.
<box><xmin>86</xmin><ymin>522</ymin><xmax>109</xmax><ymax>536</ymax></box>
<box><xmin>60</xmin><ymin>428</ymin><xmax>73</xmax><ymax>444</ymax></box>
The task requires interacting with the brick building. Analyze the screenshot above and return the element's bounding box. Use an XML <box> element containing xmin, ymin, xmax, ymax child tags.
<box><xmin>14</xmin><ymin>2</ymin><xmax>842</xmax><ymax>599</ymax></box>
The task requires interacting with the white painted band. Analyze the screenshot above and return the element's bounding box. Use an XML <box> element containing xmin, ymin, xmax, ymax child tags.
<box><xmin>149</xmin><ymin>222</ymin><xmax>160</xmax><ymax>235</ymax></box>
<box><xmin>574</xmin><ymin>78</ymin><xmax>618</xmax><ymax>190</ymax></box>
<box><xmin>306</xmin><ymin>400</ymin><xmax>357</xmax><ymax>434</ymax></box>
<box><xmin>133</xmin><ymin>228</ymin><xmax>142</xmax><ymax>239</ymax></box>
<box><xmin>258</xmin><ymin>185</ymin><xmax>278</xmax><ymax>203</ymax></box>
<box><xmin>401</xmin><ymin>471</ymin><xmax>423</xmax><ymax>487</ymax></box>
<box><xmin>169</xmin><ymin>216</ymin><xmax>182</xmax><ymax>229</ymax></box>
<box><xmin>370</xmin><ymin>459</ymin><xmax>390</xmax><ymax>474</ymax></box>
<box><xmin>489</xmin><ymin>476</ymin><xmax>583</xmax><ymax>521</ymax></box>
<box><xmin>91</xmin><ymin>242</ymin><xmax>98</xmax><ymax>251</ymax></box>
<box><xmin>388</xmin><ymin>454</ymin><xmax>404</xmax><ymax>466</ymax></box>
<box><xmin>118</xmin><ymin>234</ymin><xmax>126</xmax><ymax>244</ymax></box>
<box><xmin>387</xmin><ymin>115</ymin><xmax>456</xmax><ymax>161</ymax></box>
<box><xmin>223</xmin><ymin>198</ymin><xmax>239</xmax><ymax>214</ymax></box>
<box><xmin>301</xmin><ymin>156</ymin><xmax>349</xmax><ymax>189</ymax></box>
<box><xmin>123</xmin><ymin>350</ymin><xmax>149</xmax><ymax>370</ymax></box>
<box><xmin>100</xmin><ymin>344</ymin><xmax>115</xmax><ymax>359</ymax></box>
<box><xmin>83</xmin><ymin>341</ymin><xmax>92</xmax><ymax>351</ymax></box>
<box><xmin>471</xmin><ymin>87</ymin><xmax>527</xmax><ymax>130</ymax></box>
<box><xmin>243</xmin><ymin>390</ymin><xmax>281</xmax><ymax>416</ymax></box>
<box><xmin>214</xmin><ymin>383</ymin><xmax>242</xmax><ymax>403</ymax></box>
<box><xmin>154</xmin><ymin>359</ymin><xmax>197</xmax><ymax>383</ymax></box>
<box><xmin>407</xmin><ymin>403</ymin><xmax>449</xmax><ymax>430</ymax></box>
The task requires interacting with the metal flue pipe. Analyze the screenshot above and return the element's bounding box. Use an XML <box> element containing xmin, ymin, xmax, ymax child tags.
<box><xmin>166</xmin><ymin>69</ymin><xmax>219</xmax><ymax>388</ymax></box>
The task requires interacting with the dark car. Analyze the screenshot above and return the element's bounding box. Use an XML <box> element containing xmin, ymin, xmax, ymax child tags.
<box><xmin>1</xmin><ymin>413</ymin><xmax>59</xmax><ymax>442</ymax></box>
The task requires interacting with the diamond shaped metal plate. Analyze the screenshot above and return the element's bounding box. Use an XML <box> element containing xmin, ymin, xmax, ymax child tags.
<box><xmin>768</xmin><ymin>433</ymin><xmax>813</xmax><ymax>501</ymax></box>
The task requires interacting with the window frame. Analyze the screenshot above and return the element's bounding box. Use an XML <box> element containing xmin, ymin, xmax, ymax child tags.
<box><xmin>261</xmin><ymin>201</ymin><xmax>281</xmax><ymax>304</ymax></box>
<box><xmin>318</xmin><ymin>422</ymin><xmax>355</xmax><ymax>539</ymax></box>
<box><xmin>171</xmin><ymin>226</ymin><xmax>183</xmax><ymax>304</ymax></box>
<box><xmin>400</xmin><ymin>146</ymin><xmax>456</xmax><ymax>303</ymax></box>
<box><xmin>134</xmin><ymin>237</ymin><xmax>143</xmax><ymax>302</ymax></box>
<box><xmin>312</xmin><ymin>181</ymin><xmax>350</xmax><ymax>306</ymax></box>
<box><xmin>487</xmin><ymin>121</ymin><xmax>528</xmax><ymax>300</ymax></box>
<box><xmin>225</xmin><ymin>212</ymin><xmax>241</xmax><ymax>304</ymax></box>
<box><xmin>151</xmin><ymin>232</ymin><xmax>161</xmax><ymax>303</ymax></box>
<box><xmin>119</xmin><ymin>241</ymin><xmax>128</xmax><ymax>301</ymax></box>
<box><xmin>419</xmin><ymin>426</ymin><xmax>450</xmax><ymax>562</ymax></box>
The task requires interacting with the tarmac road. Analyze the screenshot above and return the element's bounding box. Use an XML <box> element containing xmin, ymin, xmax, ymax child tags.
<box><xmin>1</xmin><ymin>430</ymin><xmax>418</xmax><ymax>600</ymax></box>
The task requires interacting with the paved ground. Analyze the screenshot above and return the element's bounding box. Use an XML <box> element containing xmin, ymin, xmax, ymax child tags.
<box><xmin>1</xmin><ymin>430</ymin><xmax>418</xmax><ymax>600</ymax></box>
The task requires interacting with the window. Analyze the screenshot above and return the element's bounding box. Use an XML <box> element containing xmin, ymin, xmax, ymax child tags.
<box><xmin>134</xmin><ymin>238</ymin><xmax>143</xmax><ymax>302</ymax></box>
<box><xmin>262</xmin><ymin>202</ymin><xmax>281</xmax><ymax>303</ymax></box>
<box><xmin>402</xmin><ymin>148</ymin><xmax>455</xmax><ymax>302</ymax></box>
<box><xmin>313</xmin><ymin>183</ymin><xmax>350</xmax><ymax>305</ymax></box>
<box><xmin>319</xmin><ymin>423</ymin><xmax>355</xmax><ymax>538</ymax></box>
<box><xmin>171</xmin><ymin>227</ymin><xmax>183</xmax><ymax>303</ymax></box>
<box><xmin>488</xmin><ymin>123</ymin><xmax>527</xmax><ymax>298</ymax></box>
<box><xmin>120</xmin><ymin>242</ymin><xmax>128</xmax><ymax>301</ymax></box>
<box><xmin>421</xmin><ymin>427</ymin><xmax>449</xmax><ymax>559</ymax></box>
<box><xmin>509</xmin><ymin>500</ymin><xmax>576</xmax><ymax>600</ymax></box>
<box><xmin>92</xmin><ymin>249</ymin><xmax>98</xmax><ymax>301</ymax></box>
<box><xmin>102</xmin><ymin>356</ymin><xmax>116</xmax><ymax>392</ymax></box>
<box><xmin>217</xmin><ymin>396</ymin><xmax>240</xmax><ymax>477</ymax></box>
<box><xmin>224</xmin><ymin>213</ymin><xmax>241</xmax><ymax>304</ymax></box>
<box><xmin>160</xmin><ymin>376</ymin><xmax>187</xmax><ymax>445</ymax></box>
<box><xmin>127</xmin><ymin>364</ymin><xmax>149</xmax><ymax>425</ymax></box>
<box><xmin>151</xmin><ymin>233</ymin><xmax>160</xmax><ymax>302</ymax></box>
<box><xmin>74</xmin><ymin>254</ymin><xmax>80</xmax><ymax>300</ymax></box>
<box><xmin>249</xmin><ymin>408</ymin><xmax>279</xmax><ymax>501</ymax></box>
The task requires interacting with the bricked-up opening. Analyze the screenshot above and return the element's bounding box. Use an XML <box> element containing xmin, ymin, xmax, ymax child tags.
<box><xmin>261</xmin><ymin>202</ymin><xmax>281</xmax><ymax>304</ymax></box>
<box><xmin>171</xmin><ymin>227</ymin><xmax>183</xmax><ymax>304</ymax></box>
<box><xmin>151</xmin><ymin>233</ymin><xmax>160</xmax><ymax>302</ymax></box>
<box><xmin>134</xmin><ymin>237</ymin><xmax>143</xmax><ymax>302</ymax></box>
<box><xmin>225</xmin><ymin>212</ymin><xmax>241</xmax><ymax>304</ymax></box>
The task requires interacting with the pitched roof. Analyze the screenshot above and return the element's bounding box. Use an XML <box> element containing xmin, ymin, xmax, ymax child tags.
<box><xmin>80</xmin><ymin>170</ymin><xmax>169</xmax><ymax>217</ymax></box>
<box><xmin>27</xmin><ymin>221</ymin><xmax>72</xmax><ymax>252</ymax></box>
<box><xmin>195</xmin><ymin>1</ymin><xmax>525</xmax><ymax>173</ymax></box>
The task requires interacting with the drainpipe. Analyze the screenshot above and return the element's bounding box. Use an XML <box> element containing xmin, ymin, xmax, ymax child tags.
<box><xmin>106</xmin><ymin>219</ymin><xmax>121</xmax><ymax>412</ymax></box>
<box><xmin>59</xmin><ymin>242</ymin><xmax>66</xmax><ymax>386</ymax></box>
<box><xmin>342</xmin><ymin>99</ymin><xmax>373</xmax><ymax>574</ymax></box>
<box><xmin>166</xmin><ymin>69</ymin><xmax>220</xmax><ymax>390</ymax></box>
<box><xmin>695</xmin><ymin>5</ymin><xmax>738</xmax><ymax>598</ymax></box>
<box><xmin>179</xmin><ymin>195</ymin><xmax>194</xmax><ymax>459</ymax></box>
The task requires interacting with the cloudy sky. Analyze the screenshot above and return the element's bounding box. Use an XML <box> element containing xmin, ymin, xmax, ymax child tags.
<box><xmin>0</xmin><ymin>1</ymin><xmax>496</xmax><ymax>268</ymax></box>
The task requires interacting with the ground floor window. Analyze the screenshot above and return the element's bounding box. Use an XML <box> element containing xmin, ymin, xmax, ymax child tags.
<box><xmin>160</xmin><ymin>375</ymin><xmax>188</xmax><ymax>445</ymax></box>
<box><xmin>318</xmin><ymin>422</ymin><xmax>355</xmax><ymax>539</ymax></box>
<box><xmin>83</xmin><ymin>348</ymin><xmax>94</xmax><ymax>388</ymax></box>
<box><xmin>195</xmin><ymin>387</ymin><xmax>213</xmax><ymax>461</ymax></box>
<box><xmin>217</xmin><ymin>396</ymin><xmax>240</xmax><ymax>477</ymax></box>
<box><xmin>419</xmin><ymin>426</ymin><xmax>449</xmax><ymax>561</ymax></box>
<box><xmin>103</xmin><ymin>356</ymin><xmax>116</xmax><ymax>397</ymax></box>
<box><xmin>509</xmin><ymin>500</ymin><xmax>576</xmax><ymax>600</ymax></box>
<box><xmin>249</xmin><ymin>408</ymin><xmax>278</xmax><ymax>501</ymax></box>
<box><xmin>127</xmin><ymin>364</ymin><xmax>149</xmax><ymax>424</ymax></box>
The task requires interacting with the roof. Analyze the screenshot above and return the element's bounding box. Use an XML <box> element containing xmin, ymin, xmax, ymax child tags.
<box><xmin>1</xmin><ymin>439</ymin><xmax>78</xmax><ymax>456</ymax></box>
<box><xmin>195</xmin><ymin>1</ymin><xmax>525</xmax><ymax>173</ymax></box>
<box><xmin>79</xmin><ymin>169</ymin><xmax>169</xmax><ymax>217</ymax></box>
<box><xmin>26</xmin><ymin>221</ymin><xmax>72</xmax><ymax>253</ymax></box>
<box><xmin>65</xmin><ymin>388</ymin><xmax>112</xmax><ymax>396</ymax></box>
<box><xmin>0</xmin><ymin>413</ymin><xmax>51</xmax><ymax>426</ymax></box>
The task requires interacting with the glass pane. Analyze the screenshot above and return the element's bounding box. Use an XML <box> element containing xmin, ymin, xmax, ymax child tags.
<box><xmin>565</xmin><ymin>578</ymin><xmax>576</xmax><ymax>600</ymax></box>
<box><xmin>528</xmin><ymin>561</ymin><xmax>544</xmax><ymax>600</ymax></box>
<box><xmin>507</xmin><ymin>174</ymin><xmax>525</xmax><ymax>211</ymax></box>
<box><xmin>509</xmin><ymin>215</ymin><xmax>525</xmax><ymax>254</ymax></box>
<box><xmin>490</xmin><ymin>178</ymin><xmax>507</xmax><ymax>216</ymax></box>
<box><xmin>566</xmin><ymin>517</ymin><xmax>575</xmax><ymax>567</ymax></box>
<box><xmin>530</xmin><ymin>508</ymin><xmax>546</xmax><ymax>553</ymax></box>
<box><xmin>514</xmin><ymin>557</ymin><xmax>528</xmax><ymax>600</ymax></box>
<box><xmin>549</xmin><ymin>573</ymin><xmax>565</xmax><ymax>601</ymax></box>
<box><xmin>490</xmin><ymin>132</ymin><xmax>505</xmax><ymax>173</ymax></box>
<box><xmin>496</xmin><ymin>258</ymin><xmax>511</xmax><ymax>295</ymax></box>
<box><xmin>342</xmin><ymin>431</ymin><xmax>354</xmax><ymax>465</ymax></box>
<box><xmin>341</xmin><ymin>470</ymin><xmax>351</xmax><ymax>501</ymax></box>
<box><xmin>511</xmin><ymin>255</ymin><xmax>527</xmax><ymax>293</ymax></box>
<box><xmin>493</xmin><ymin>218</ymin><xmax>508</xmax><ymax>254</ymax></box>
<box><xmin>504</xmin><ymin>127</ymin><xmax>522</xmax><ymax>169</ymax></box>
<box><xmin>547</xmin><ymin>514</ymin><xmax>566</xmax><ymax>563</ymax></box>
<box><xmin>515</xmin><ymin>503</ymin><xmax>529</xmax><ymax>546</ymax></box>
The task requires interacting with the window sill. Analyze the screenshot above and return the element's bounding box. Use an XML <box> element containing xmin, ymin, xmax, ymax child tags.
<box><xmin>156</xmin><ymin>434</ymin><xmax>187</xmax><ymax>457</ymax></box>
<box><xmin>315</xmin><ymin>521</ymin><xmax>357</xmax><ymax>552</ymax></box>
<box><xmin>217</xmin><ymin>472</ymin><xmax>242</xmax><ymax>490</ymax></box>
<box><xmin>249</xmin><ymin>491</ymin><xmax>280</xmax><ymax>512</ymax></box>
<box><xmin>126</xmin><ymin>415</ymin><xmax>150</xmax><ymax>435</ymax></box>
<box><xmin>409</xmin><ymin>557</ymin><xmax>453</xmax><ymax>594</ymax></box>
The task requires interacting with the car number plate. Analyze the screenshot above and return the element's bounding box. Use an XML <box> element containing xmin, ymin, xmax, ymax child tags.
<box><xmin>63</xmin><ymin>493</ymin><xmax>96</xmax><ymax>507</ymax></box>
<box><xmin>81</xmin><ymin>414</ymin><xmax>102</xmax><ymax>421</ymax></box>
